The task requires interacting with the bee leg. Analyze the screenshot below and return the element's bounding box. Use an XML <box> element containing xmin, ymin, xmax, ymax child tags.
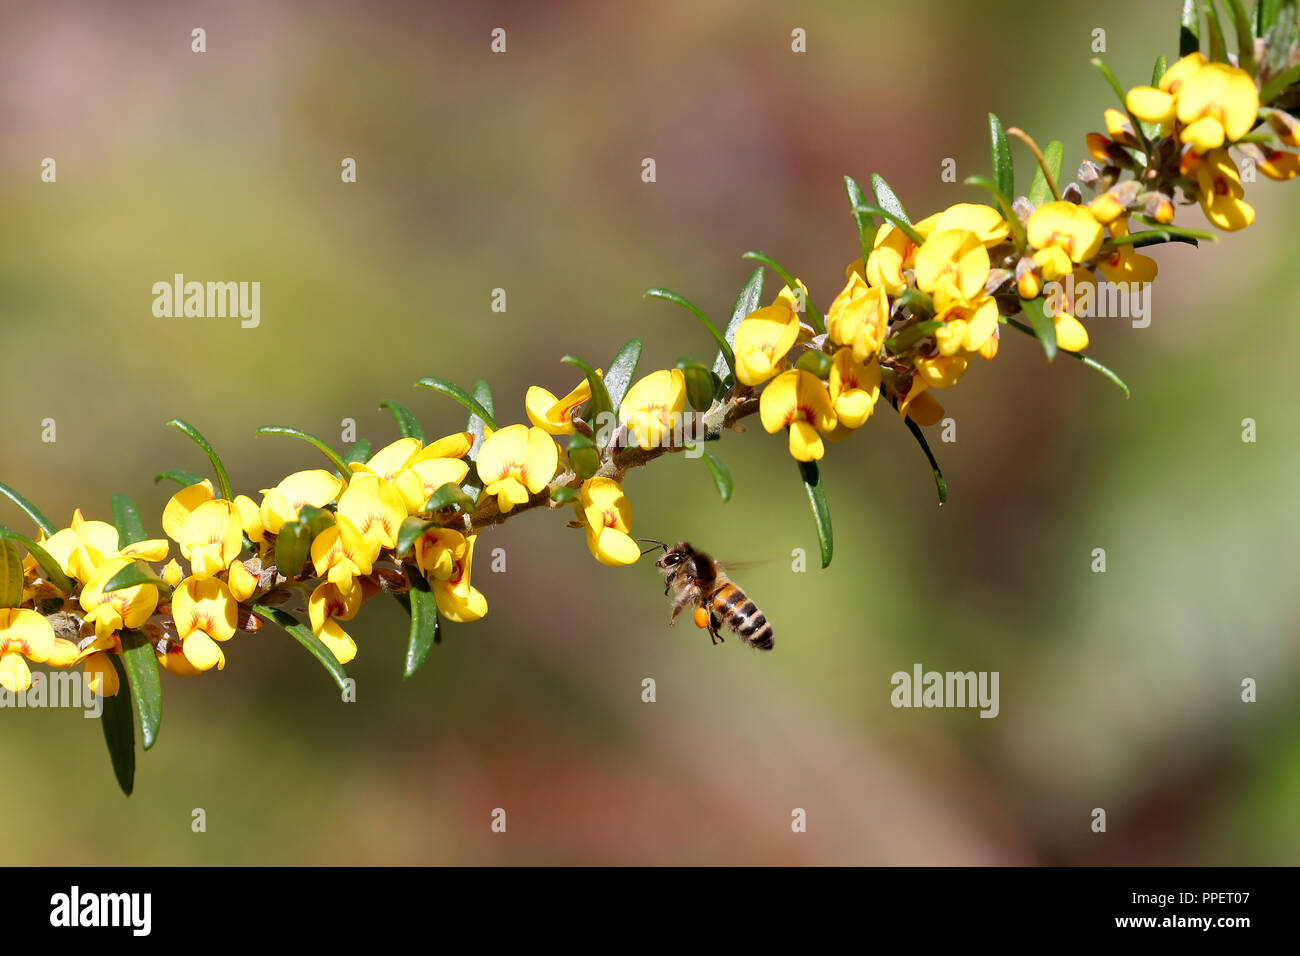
<box><xmin>707</xmin><ymin>611</ymin><xmax>724</xmax><ymax>645</ymax></box>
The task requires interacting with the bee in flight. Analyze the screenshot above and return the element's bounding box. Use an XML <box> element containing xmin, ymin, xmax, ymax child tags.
<box><xmin>639</xmin><ymin>540</ymin><xmax>773</xmax><ymax>651</ymax></box>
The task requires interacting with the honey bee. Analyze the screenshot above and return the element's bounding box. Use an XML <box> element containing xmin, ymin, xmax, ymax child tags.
<box><xmin>640</xmin><ymin>540</ymin><xmax>773</xmax><ymax>651</ymax></box>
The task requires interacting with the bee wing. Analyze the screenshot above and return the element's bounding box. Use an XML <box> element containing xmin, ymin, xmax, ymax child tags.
<box><xmin>713</xmin><ymin>559</ymin><xmax>771</xmax><ymax>575</ymax></box>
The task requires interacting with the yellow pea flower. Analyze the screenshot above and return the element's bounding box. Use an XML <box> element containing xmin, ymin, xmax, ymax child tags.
<box><xmin>79</xmin><ymin>642</ymin><xmax>121</xmax><ymax>697</ymax></box>
<box><xmin>1176</xmin><ymin>62</ymin><xmax>1259</xmax><ymax>153</ymax></box>
<box><xmin>1096</xmin><ymin>218</ymin><xmax>1158</xmax><ymax>283</ymax></box>
<box><xmin>162</xmin><ymin>559</ymin><xmax>184</xmax><ymax>587</ymax></box>
<box><xmin>393</xmin><ymin>456</ymin><xmax>471</xmax><ymax>514</ymax></box>
<box><xmin>1026</xmin><ymin>202</ymin><xmax>1104</xmax><ymax>280</ymax></box>
<box><xmin>232</xmin><ymin>495</ymin><xmax>266</xmax><ymax>544</ymax></box>
<box><xmin>475</xmin><ymin>424</ymin><xmax>559</xmax><ymax>513</ymax></box>
<box><xmin>1126</xmin><ymin>85</ymin><xmax>1177</xmax><ymax>125</ymax></box>
<box><xmin>258</xmin><ymin>470</ymin><xmax>343</xmax><ymax>535</ymax></box>
<box><xmin>916</xmin><ymin>353</ymin><xmax>970</xmax><ymax>390</ymax></box>
<box><xmin>914</xmin><ymin>228</ymin><xmax>990</xmax><ymax>308</ymax></box>
<box><xmin>336</xmin><ymin>473</ymin><xmax>406</xmax><ymax>552</ymax></box>
<box><xmin>1041</xmin><ymin>268</ymin><xmax>1094</xmax><ymax>353</ymax></box>
<box><xmin>827</xmin><ymin>349</ymin><xmax>881</xmax><ymax>430</ymax></box>
<box><xmin>759</xmin><ymin>369</ymin><xmax>838</xmax><ymax>462</ymax></box>
<box><xmin>157</xmin><ymin>644</ymin><xmax>204</xmax><ymax>676</ymax></box>
<box><xmin>40</xmin><ymin>509</ymin><xmax>168</xmax><ymax>583</ymax></box>
<box><xmin>1254</xmin><ymin>147</ymin><xmax>1300</xmax><ymax>180</ymax></box>
<box><xmin>162</xmin><ymin>480</ymin><xmax>216</xmax><ymax>542</ymax></box>
<box><xmin>618</xmin><ymin>370</ymin><xmax>687</xmax><ymax>450</ymax></box>
<box><xmin>826</xmin><ymin>271</ymin><xmax>889</xmax><ymax>364</ymax></box>
<box><xmin>308</xmin><ymin>581</ymin><xmax>361</xmax><ymax>664</ymax></box>
<box><xmin>416</xmin><ymin>531</ymin><xmax>487</xmax><ymax>622</ymax></box>
<box><xmin>177</xmin><ymin>499</ymin><xmax>243</xmax><ymax>578</ymax></box>
<box><xmin>866</xmin><ymin>224</ymin><xmax>917</xmax><ymax>295</ymax></box>
<box><xmin>0</xmin><ymin>608</ymin><xmax>78</xmax><ymax>693</ymax></box>
<box><xmin>228</xmin><ymin>560</ymin><xmax>259</xmax><ymax>603</ymax></box>
<box><xmin>578</xmin><ymin>477</ymin><xmax>640</xmax><ymax>566</ymax></box>
<box><xmin>171</xmin><ymin>576</ymin><xmax>239</xmax><ymax>672</ymax></box>
<box><xmin>1195</xmin><ymin>149</ymin><xmax>1255</xmax><ymax>231</ymax></box>
<box><xmin>897</xmin><ymin>378</ymin><xmax>945</xmax><ymax>427</ymax></box>
<box><xmin>79</xmin><ymin>556</ymin><xmax>160</xmax><ymax>642</ymax></box>
<box><xmin>733</xmin><ymin>304</ymin><xmax>800</xmax><ymax>386</ymax></box>
<box><xmin>934</xmin><ymin>295</ymin><xmax>999</xmax><ymax>357</ymax></box>
<box><xmin>311</xmin><ymin>514</ymin><xmax>376</xmax><ymax>597</ymax></box>
<box><xmin>415</xmin><ymin>528</ymin><xmax>463</xmax><ymax>581</ymax></box>
<box><xmin>350</xmin><ymin>437</ymin><xmax>422</xmax><ymax>483</ymax></box>
<box><xmin>914</xmin><ymin>203</ymin><xmax>1010</xmax><ymax>247</ymax></box>
<box><xmin>526</xmin><ymin>375</ymin><xmax>596</xmax><ymax>435</ymax></box>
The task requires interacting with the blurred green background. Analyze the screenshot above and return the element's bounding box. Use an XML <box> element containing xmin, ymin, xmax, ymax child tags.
<box><xmin>3</xmin><ymin>0</ymin><xmax>1297</xmax><ymax>864</ymax></box>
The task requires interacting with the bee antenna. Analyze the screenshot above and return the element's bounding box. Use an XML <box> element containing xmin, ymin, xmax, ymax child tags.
<box><xmin>636</xmin><ymin>538</ymin><xmax>668</xmax><ymax>555</ymax></box>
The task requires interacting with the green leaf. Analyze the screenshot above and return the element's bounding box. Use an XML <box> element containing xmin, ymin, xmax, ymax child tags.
<box><xmin>100</xmin><ymin>654</ymin><xmax>135</xmax><ymax>796</ymax></box>
<box><xmin>962</xmin><ymin>176</ymin><xmax>1027</xmax><ymax>249</ymax></box>
<box><xmin>1226</xmin><ymin>0</ymin><xmax>1257</xmax><ymax>72</ymax></box>
<box><xmin>644</xmin><ymin>287</ymin><xmax>736</xmax><ymax>375</ymax></box>
<box><xmin>848</xmin><ymin>204</ymin><xmax>925</xmax><ymax>247</ymax></box>
<box><xmin>403</xmin><ymin>576</ymin><xmax>440</xmax><ymax>679</ymax></box>
<box><xmin>1026</xmin><ymin>140</ymin><xmax>1064</xmax><ymax>207</ymax></box>
<box><xmin>1003</xmin><ymin>317</ymin><xmax>1131</xmax><ymax>397</ymax></box>
<box><xmin>698</xmin><ymin>448</ymin><xmax>733</xmax><ymax>502</ymax></box>
<box><xmin>1020</xmin><ymin>296</ymin><xmax>1058</xmax><ymax>361</ymax></box>
<box><xmin>562</xmin><ymin>354</ymin><xmax>614</xmax><ymax>423</ymax></box>
<box><xmin>0</xmin><ymin>481</ymin><xmax>56</xmax><ymax>536</ymax></box>
<box><xmin>793</xmin><ymin>350</ymin><xmax>833</xmax><ymax>379</ymax></box>
<box><xmin>870</xmin><ymin>173</ymin><xmax>911</xmax><ymax>225</ymax></box>
<box><xmin>740</xmin><ymin>251</ymin><xmax>824</xmax><ymax>334</ymax></box>
<box><xmin>110</xmin><ymin>493</ymin><xmax>147</xmax><ymax>546</ymax></box>
<box><xmin>901</xmin><ymin>412</ymin><xmax>949</xmax><ymax>505</ymax></box>
<box><xmin>1182</xmin><ymin>0</ymin><xmax>1202</xmax><ymax>55</ymax></box>
<box><xmin>103</xmin><ymin>560</ymin><xmax>173</xmax><ymax>601</ymax></box>
<box><xmin>1255</xmin><ymin>0</ymin><xmax>1282</xmax><ymax>35</ymax></box>
<box><xmin>379</xmin><ymin>400</ymin><xmax>425</xmax><ymax>442</ymax></box>
<box><xmin>604</xmin><ymin>339</ymin><xmax>643</xmax><ymax>414</ymax></box>
<box><xmin>252</xmin><ymin>604</ymin><xmax>349</xmax><ymax>692</ymax></box>
<box><xmin>797</xmin><ymin>461</ymin><xmax>833</xmax><ymax>569</ymax></box>
<box><xmin>274</xmin><ymin>505</ymin><xmax>334</xmax><ymax>579</ymax></box>
<box><xmin>715</xmin><ymin>267</ymin><xmax>763</xmax><ymax>381</ymax></box>
<box><xmin>414</xmin><ymin>377</ymin><xmax>497</xmax><ymax>432</ymax></box>
<box><xmin>0</xmin><ymin>538</ymin><xmax>23</xmax><ymax>608</ymax></box>
<box><xmin>843</xmin><ymin>175</ymin><xmax>877</xmax><ymax>262</ymax></box>
<box><xmin>988</xmin><ymin>114</ymin><xmax>1015</xmax><ymax>201</ymax></box>
<box><xmin>342</xmin><ymin>439</ymin><xmax>373</xmax><ymax>466</ymax></box>
<box><xmin>0</xmin><ymin>528</ymin><xmax>74</xmax><ymax>594</ymax></box>
<box><xmin>1260</xmin><ymin>61</ymin><xmax>1300</xmax><ymax>102</ymax></box>
<box><xmin>566</xmin><ymin>434</ymin><xmax>601</xmax><ymax>481</ymax></box>
<box><xmin>165</xmin><ymin>419</ymin><xmax>233</xmax><ymax>500</ymax></box>
<box><xmin>885</xmin><ymin>320</ymin><xmax>944</xmax><ymax>353</ymax></box>
<box><xmin>424</xmin><ymin>482</ymin><xmax>478</xmax><ymax>513</ymax></box>
<box><xmin>1153</xmin><ymin>54</ymin><xmax>1168</xmax><ymax>86</ymax></box>
<box><xmin>676</xmin><ymin>359</ymin><xmax>719</xmax><ymax>410</ymax></box>
<box><xmin>154</xmin><ymin>468</ymin><xmax>205</xmax><ymax>488</ymax></box>
<box><xmin>1092</xmin><ymin>59</ymin><xmax>1158</xmax><ymax>148</ymax></box>
<box><xmin>120</xmin><ymin>629</ymin><xmax>162</xmax><ymax>751</ymax></box>
<box><xmin>549</xmin><ymin>486</ymin><xmax>578</xmax><ymax>505</ymax></box>
<box><xmin>255</xmin><ymin>426</ymin><xmax>353</xmax><ymax>481</ymax></box>
<box><xmin>1205</xmin><ymin>0</ymin><xmax>1229</xmax><ymax>60</ymax></box>
<box><xmin>466</xmin><ymin>380</ymin><xmax>494</xmax><ymax>462</ymax></box>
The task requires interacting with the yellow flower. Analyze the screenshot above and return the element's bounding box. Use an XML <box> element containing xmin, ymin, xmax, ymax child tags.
<box><xmin>232</xmin><ymin>495</ymin><xmax>266</xmax><ymax>544</ymax></box>
<box><xmin>259</xmin><ymin>470</ymin><xmax>344</xmax><ymax>535</ymax></box>
<box><xmin>475</xmin><ymin>424</ymin><xmax>559</xmax><ymax>513</ymax></box>
<box><xmin>177</xmin><ymin>499</ymin><xmax>243</xmax><ymax>578</ymax></box>
<box><xmin>337</xmin><ymin>473</ymin><xmax>407</xmax><ymax>552</ymax></box>
<box><xmin>1176</xmin><ymin>62</ymin><xmax>1259</xmax><ymax>153</ymax></box>
<box><xmin>1126</xmin><ymin>86</ymin><xmax>1177</xmax><ymax>125</ymax></box>
<box><xmin>157</xmin><ymin>644</ymin><xmax>204</xmax><ymax>676</ymax></box>
<box><xmin>79</xmin><ymin>556</ymin><xmax>160</xmax><ymax>642</ymax></box>
<box><xmin>40</xmin><ymin>509</ymin><xmax>168</xmax><ymax>582</ymax></box>
<box><xmin>866</xmin><ymin>224</ymin><xmax>917</xmax><ymax>295</ymax></box>
<box><xmin>897</xmin><ymin>378</ymin><xmax>945</xmax><ymax>426</ymax></box>
<box><xmin>1096</xmin><ymin>218</ymin><xmax>1158</xmax><ymax>284</ymax></box>
<box><xmin>733</xmin><ymin>304</ymin><xmax>800</xmax><ymax>386</ymax></box>
<box><xmin>914</xmin><ymin>203</ymin><xmax>1010</xmax><ymax>247</ymax></box>
<box><xmin>350</xmin><ymin>437</ymin><xmax>421</xmax><ymax>483</ymax></box>
<box><xmin>171</xmin><ymin>576</ymin><xmax>239</xmax><ymax>672</ymax></box>
<box><xmin>1026</xmin><ymin>202</ymin><xmax>1104</xmax><ymax>280</ymax></box>
<box><xmin>308</xmin><ymin>581</ymin><xmax>361</xmax><ymax>664</ymax></box>
<box><xmin>526</xmin><ymin>375</ymin><xmax>596</xmax><ymax>435</ymax></box>
<box><xmin>0</xmin><ymin>608</ymin><xmax>78</xmax><ymax>693</ymax></box>
<box><xmin>80</xmin><ymin>643</ymin><xmax>121</xmax><ymax>697</ymax></box>
<box><xmin>934</xmin><ymin>295</ymin><xmax>999</xmax><ymax>357</ymax></box>
<box><xmin>1254</xmin><ymin>147</ymin><xmax>1300</xmax><ymax>180</ymax></box>
<box><xmin>759</xmin><ymin>369</ymin><xmax>837</xmax><ymax>462</ymax></box>
<box><xmin>826</xmin><ymin>271</ymin><xmax>889</xmax><ymax>364</ymax></box>
<box><xmin>914</xmin><ymin>228</ymin><xmax>990</xmax><ymax>308</ymax></box>
<box><xmin>162</xmin><ymin>480</ymin><xmax>216</xmax><ymax>541</ymax></box>
<box><xmin>916</xmin><ymin>353</ymin><xmax>970</xmax><ymax>390</ymax></box>
<box><xmin>1195</xmin><ymin>149</ymin><xmax>1255</xmax><ymax>231</ymax></box>
<box><xmin>618</xmin><ymin>370</ymin><xmax>688</xmax><ymax>449</ymax></box>
<box><xmin>228</xmin><ymin>560</ymin><xmax>258</xmax><ymax>602</ymax></box>
<box><xmin>578</xmin><ymin>477</ymin><xmax>640</xmax><ymax>566</ymax></box>
<box><xmin>393</xmin><ymin>452</ymin><xmax>471</xmax><ymax>515</ymax></box>
<box><xmin>827</xmin><ymin>349</ymin><xmax>881</xmax><ymax>429</ymax></box>
<box><xmin>416</xmin><ymin>530</ymin><xmax>487</xmax><ymax>622</ymax></box>
<box><xmin>311</xmin><ymin>514</ymin><xmax>376</xmax><ymax>596</ymax></box>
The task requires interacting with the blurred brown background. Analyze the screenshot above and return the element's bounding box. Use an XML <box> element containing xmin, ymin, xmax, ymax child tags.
<box><xmin>2</xmin><ymin>0</ymin><xmax>1297</xmax><ymax>864</ymax></box>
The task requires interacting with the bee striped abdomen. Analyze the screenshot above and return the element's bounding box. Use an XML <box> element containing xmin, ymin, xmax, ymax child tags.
<box><xmin>709</xmin><ymin>583</ymin><xmax>774</xmax><ymax>651</ymax></box>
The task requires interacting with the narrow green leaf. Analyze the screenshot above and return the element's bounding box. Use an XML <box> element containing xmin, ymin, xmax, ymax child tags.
<box><xmin>424</xmin><ymin>482</ymin><xmax>478</xmax><ymax>513</ymax></box>
<box><xmin>1182</xmin><ymin>0</ymin><xmax>1203</xmax><ymax>55</ymax></box>
<box><xmin>962</xmin><ymin>176</ymin><xmax>1027</xmax><ymax>248</ymax></box>
<box><xmin>1092</xmin><ymin>59</ymin><xmax>1158</xmax><ymax>150</ymax></box>
<box><xmin>988</xmin><ymin>114</ymin><xmax>1015</xmax><ymax>201</ymax></box>
<box><xmin>255</xmin><ymin>426</ymin><xmax>353</xmax><ymax>481</ymax></box>
<box><xmin>1226</xmin><ymin>0</ymin><xmax>1257</xmax><ymax>72</ymax></box>
<box><xmin>1205</xmin><ymin>0</ymin><xmax>1229</xmax><ymax>60</ymax></box>
<box><xmin>0</xmin><ymin>538</ymin><xmax>23</xmax><ymax>607</ymax></box>
<box><xmin>273</xmin><ymin>505</ymin><xmax>334</xmax><ymax>579</ymax></box>
<box><xmin>100</xmin><ymin>654</ymin><xmax>135</xmax><ymax>796</ymax></box>
<box><xmin>0</xmin><ymin>528</ymin><xmax>73</xmax><ymax>594</ymax></box>
<box><xmin>562</xmin><ymin>354</ymin><xmax>614</xmax><ymax>423</ymax></box>
<box><xmin>396</xmin><ymin>516</ymin><xmax>433</xmax><ymax>558</ymax></box>
<box><xmin>120</xmin><ymin>629</ymin><xmax>162</xmax><ymax>751</ymax></box>
<box><xmin>676</xmin><ymin>360</ymin><xmax>719</xmax><ymax>410</ymax></box>
<box><xmin>1153</xmin><ymin>54</ymin><xmax>1168</xmax><ymax>86</ymax></box>
<box><xmin>103</xmin><ymin>560</ymin><xmax>173</xmax><ymax>601</ymax></box>
<box><xmin>843</xmin><ymin>175</ymin><xmax>877</xmax><ymax>262</ymax></box>
<box><xmin>566</xmin><ymin>434</ymin><xmax>601</xmax><ymax>481</ymax></box>
<box><xmin>848</xmin><ymin>204</ymin><xmax>925</xmax><ymax>247</ymax></box>
<box><xmin>1131</xmin><ymin>216</ymin><xmax>1218</xmax><ymax>240</ymax></box>
<box><xmin>379</xmin><ymin>400</ymin><xmax>425</xmax><ymax>442</ymax></box>
<box><xmin>342</xmin><ymin>439</ymin><xmax>373</xmax><ymax>466</ymax></box>
<box><xmin>604</xmin><ymin>339</ymin><xmax>643</xmax><ymax>414</ymax></box>
<box><xmin>901</xmin><ymin>412</ymin><xmax>948</xmax><ymax>505</ymax></box>
<box><xmin>253</xmin><ymin>604</ymin><xmax>349</xmax><ymax>692</ymax></box>
<box><xmin>404</xmin><ymin>576</ymin><xmax>440</xmax><ymax>679</ymax></box>
<box><xmin>740</xmin><ymin>251</ymin><xmax>824</xmax><ymax>333</ymax></box>
<box><xmin>466</xmin><ymin>380</ymin><xmax>494</xmax><ymax>463</ymax></box>
<box><xmin>644</xmin><ymin>287</ymin><xmax>736</xmax><ymax>374</ymax></box>
<box><xmin>1260</xmin><ymin>61</ymin><xmax>1300</xmax><ymax>102</ymax></box>
<box><xmin>154</xmin><ymin>468</ymin><xmax>205</xmax><ymax>488</ymax></box>
<box><xmin>1105</xmin><ymin>227</ymin><xmax>1203</xmax><ymax>249</ymax></box>
<box><xmin>0</xmin><ymin>482</ymin><xmax>56</xmax><ymax>536</ymax></box>
<box><xmin>550</xmin><ymin>486</ymin><xmax>578</xmax><ymax>504</ymax></box>
<box><xmin>1026</xmin><ymin>140</ymin><xmax>1064</xmax><ymax>207</ymax></box>
<box><xmin>870</xmin><ymin>173</ymin><xmax>911</xmax><ymax>224</ymax></box>
<box><xmin>793</xmin><ymin>350</ymin><xmax>833</xmax><ymax>379</ymax></box>
<box><xmin>414</xmin><ymin>377</ymin><xmax>497</xmax><ymax>432</ymax></box>
<box><xmin>715</xmin><ymin>267</ymin><xmax>763</xmax><ymax>381</ymax></box>
<box><xmin>797</xmin><ymin>461</ymin><xmax>833</xmax><ymax>569</ymax></box>
<box><xmin>1255</xmin><ymin>0</ymin><xmax>1282</xmax><ymax>35</ymax></box>
<box><xmin>165</xmin><ymin>419</ymin><xmax>233</xmax><ymax>500</ymax></box>
<box><xmin>110</xmin><ymin>493</ymin><xmax>147</xmax><ymax>546</ymax></box>
<box><xmin>885</xmin><ymin>320</ymin><xmax>944</xmax><ymax>353</ymax></box>
<box><xmin>1020</xmin><ymin>296</ymin><xmax>1058</xmax><ymax>361</ymax></box>
<box><xmin>1003</xmin><ymin>317</ymin><xmax>1131</xmax><ymax>397</ymax></box>
<box><xmin>698</xmin><ymin>448</ymin><xmax>733</xmax><ymax>502</ymax></box>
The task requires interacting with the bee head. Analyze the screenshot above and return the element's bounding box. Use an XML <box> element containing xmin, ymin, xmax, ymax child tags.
<box><xmin>653</xmin><ymin>542</ymin><xmax>693</xmax><ymax>572</ymax></box>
